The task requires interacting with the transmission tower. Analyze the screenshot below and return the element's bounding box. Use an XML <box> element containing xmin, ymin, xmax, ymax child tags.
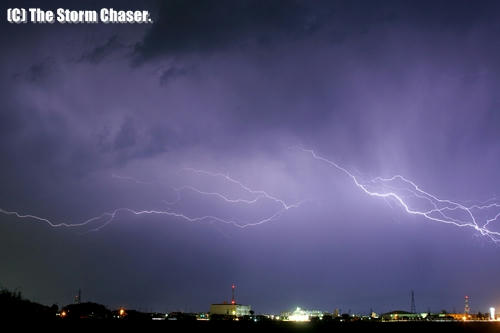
<box><xmin>465</xmin><ymin>296</ymin><xmax>470</xmax><ymax>314</ymax></box>
<box><xmin>410</xmin><ymin>290</ymin><xmax>416</xmax><ymax>313</ymax></box>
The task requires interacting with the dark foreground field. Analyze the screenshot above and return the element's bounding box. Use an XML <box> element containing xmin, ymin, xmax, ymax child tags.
<box><xmin>44</xmin><ymin>320</ymin><xmax>500</xmax><ymax>332</ymax></box>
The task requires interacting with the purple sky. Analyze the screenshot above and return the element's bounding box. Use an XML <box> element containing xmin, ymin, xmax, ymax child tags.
<box><xmin>1</xmin><ymin>0</ymin><xmax>500</xmax><ymax>314</ymax></box>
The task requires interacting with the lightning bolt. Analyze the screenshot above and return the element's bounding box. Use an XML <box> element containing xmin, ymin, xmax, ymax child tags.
<box><xmin>0</xmin><ymin>208</ymin><xmax>113</xmax><ymax>228</ymax></box>
<box><xmin>0</xmin><ymin>168</ymin><xmax>304</xmax><ymax>231</ymax></box>
<box><xmin>9</xmin><ymin>148</ymin><xmax>496</xmax><ymax>240</ymax></box>
<box><xmin>173</xmin><ymin>186</ymin><xmax>265</xmax><ymax>204</ymax></box>
<box><xmin>299</xmin><ymin>147</ymin><xmax>500</xmax><ymax>242</ymax></box>
<box><xmin>182</xmin><ymin>168</ymin><xmax>299</xmax><ymax>210</ymax></box>
<box><xmin>175</xmin><ymin>167</ymin><xmax>305</xmax><ymax>227</ymax></box>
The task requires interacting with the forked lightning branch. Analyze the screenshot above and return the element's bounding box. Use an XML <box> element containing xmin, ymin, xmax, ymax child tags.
<box><xmin>1</xmin><ymin>147</ymin><xmax>499</xmax><ymax>241</ymax></box>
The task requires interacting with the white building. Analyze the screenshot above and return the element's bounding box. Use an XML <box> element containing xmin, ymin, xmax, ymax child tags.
<box><xmin>281</xmin><ymin>307</ymin><xmax>324</xmax><ymax>321</ymax></box>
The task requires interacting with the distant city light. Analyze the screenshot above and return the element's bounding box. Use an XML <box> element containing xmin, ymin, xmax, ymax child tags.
<box><xmin>490</xmin><ymin>307</ymin><xmax>495</xmax><ymax>321</ymax></box>
<box><xmin>288</xmin><ymin>307</ymin><xmax>310</xmax><ymax>322</ymax></box>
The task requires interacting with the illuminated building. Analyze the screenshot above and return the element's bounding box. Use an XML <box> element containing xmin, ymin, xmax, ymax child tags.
<box><xmin>287</xmin><ymin>307</ymin><xmax>309</xmax><ymax>322</ymax></box>
<box><xmin>380</xmin><ymin>311</ymin><xmax>424</xmax><ymax>321</ymax></box>
<box><xmin>281</xmin><ymin>307</ymin><xmax>324</xmax><ymax>321</ymax></box>
<box><xmin>447</xmin><ymin>313</ymin><xmax>472</xmax><ymax>321</ymax></box>
<box><xmin>209</xmin><ymin>303</ymin><xmax>251</xmax><ymax>317</ymax></box>
<box><xmin>210</xmin><ymin>283</ymin><xmax>251</xmax><ymax>317</ymax></box>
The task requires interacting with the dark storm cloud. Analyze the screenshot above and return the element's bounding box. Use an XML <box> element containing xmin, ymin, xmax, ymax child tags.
<box><xmin>129</xmin><ymin>0</ymin><xmax>500</xmax><ymax>156</ymax></box>
<box><xmin>134</xmin><ymin>0</ymin><xmax>500</xmax><ymax>63</ymax></box>
<box><xmin>106</xmin><ymin>116</ymin><xmax>174</xmax><ymax>163</ymax></box>
<box><xmin>159</xmin><ymin>66</ymin><xmax>190</xmax><ymax>85</ymax></box>
<box><xmin>134</xmin><ymin>0</ymin><xmax>316</xmax><ymax>61</ymax></box>
<box><xmin>25</xmin><ymin>58</ymin><xmax>55</xmax><ymax>82</ymax></box>
<box><xmin>12</xmin><ymin>57</ymin><xmax>56</xmax><ymax>83</ymax></box>
<box><xmin>78</xmin><ymin>35</ymin><xmax>124</xmax><ymax>64</ymax></box>
<box><xmin>114</xmin><ymin>117</ymin><xmax>137</xmax><ymax>150</ymax></box>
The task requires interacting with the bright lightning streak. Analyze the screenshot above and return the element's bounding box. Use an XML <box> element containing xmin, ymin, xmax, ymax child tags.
<box><xmin>368</xmin><ymin>180</ymin><xmax>473</xmax><ymax>225</ymax></box>
<box><xmin>175</xmin><ymin>167</ymin><xmax>304</xmax><ymax>227</ymax></box>
<box><xmin>468</xmin><ymin>203</ymin><xmax>500</xmax><ymax>210</ymax></box>
<box><xmin>2</xmin><ymin>150</ymin><xmax>496</xmax><ymax>239</ymax></box>
<box><xmin>183</xmin><ymin>168</ymin><xmax>298</xmax><ymax>210</ymax></box>
<box><xmin>299</xmin><ymin>147</ymin><xmax>500</xmax><ymax>242</ymax></box>
<box><xmin>0</xmin><ymin>208</ymin><xmax>112</xmax><ymax>228</ymax></box>
<box><xmin>1</xmin><ymin>168</ymin><xmax>303</xmax><ymax>231</ymax></box>
<box><xmin>485</xmin><ymin>213</ymin><xmax>500</xmax><ymax>228</ymax></box>
<box><xmin>86</xmin><ymin>206</ymin><xmax>291</xmax><ymax>232</ymax></box>
<box><xmin>174</xmin><ymin>185</ymin><xmax>266</xmax><ymax>204</ymax></box>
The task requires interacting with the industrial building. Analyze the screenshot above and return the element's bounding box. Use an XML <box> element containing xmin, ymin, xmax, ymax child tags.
<box><xmin>380</xmin><ymin>310</ymin><xmax>424</xmax><ymax>321</ymax></box>
<box><xmin>280</xmin><ymin>307</ymin><xmax>325</xmax><ymax>321</ymax></box>
<box><xmin>209</xmin><ymin>284</ymin><xmax>251</xmax><ymax>318</ymax></box>
<box><xmin>210</xmin><ymin>303</ymin><xmax>251</xmax><ymax>317</ymax></box>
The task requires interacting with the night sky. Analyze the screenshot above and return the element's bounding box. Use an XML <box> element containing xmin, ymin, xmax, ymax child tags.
<box><xmin>1</xmin><ymin>0</ymin><xmax>500</xmax><ymax>315</ymax></box>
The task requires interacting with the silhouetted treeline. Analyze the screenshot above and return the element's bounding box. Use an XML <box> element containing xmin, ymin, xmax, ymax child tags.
<box><xmin>62</xmin><ymin>302</ymin><xmax>111</xmax><ymax>319</ymax></box>
<box><xmin>0</xmin><ymin>288</ymin><xmax>57</xmax><ymax>320</ymax></box>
